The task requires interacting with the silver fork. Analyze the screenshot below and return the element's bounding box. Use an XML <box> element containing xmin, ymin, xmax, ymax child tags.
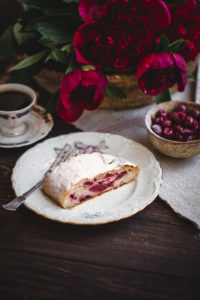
<box><xmin>2</xmin><ymin>144</ymin><xmax>73</xmax><ymax>211</ymax></box>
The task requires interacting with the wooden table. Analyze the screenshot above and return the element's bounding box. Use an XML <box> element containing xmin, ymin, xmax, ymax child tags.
<box><xmin>1</xmin><ymin>72</ymin><xmax>200</xmax><ymax>300</ymax></box>
<box><xmin>0</xmin><ymin>4</ymin><xmax>200</xmax><ymax>300</ymax></box>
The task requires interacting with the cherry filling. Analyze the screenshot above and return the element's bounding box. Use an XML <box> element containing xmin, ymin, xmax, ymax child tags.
<box><xmin>69</xmin><ymin>171</ymin><xmax>128</xmax><ymax>203</ymax></box>
<box><xmin>84</xmin><ymin>181</ymin><xmax>93</xmax><ymax>186</ymax></box>
<box><xmin>116</xmin><ymin>171</ymin><xmax>127</xmax><ymax>179</ymax></box>
<box><xmin>89</xmin><ymin>182</ymin><xmax>109</xmax><ymax>192</ymax></box>
<box><xmin>79</xmin><ymin>195</ymin><xmax>90</xmax><ymax>202</ymax></box>
<box><xmin>104</xmin><ymin>173</ymin><xmax>115</xmax><ymax>178</ymax></box>
<box><xmin>89</xmin><ymin>171</ymin><xmax>127</xmax><ymax>193</ymax></box>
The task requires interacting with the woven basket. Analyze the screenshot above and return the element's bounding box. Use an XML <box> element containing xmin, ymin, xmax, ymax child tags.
<box><xmin>101</xmin><ymin>74</ymin><xmax>155</xmax><ymax>108</ymax></box>
<box><xmin>35</xmin><ymin>70</ymin><xmax>155</xmax><ymax>109</ymax></box>
<box><xmin>34</xmin><ymin>55</ymin><xmax>199</xmax><ymax>109</ymax></box>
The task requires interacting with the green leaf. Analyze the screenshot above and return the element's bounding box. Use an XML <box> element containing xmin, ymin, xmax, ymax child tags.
<box><xmin>65</xmin><ymin>55</ymin><xmax>79</xmax><ymax>74</ymax></box>
<box><xmin>82</xmin><ymin>65</ymin><xmax>96</xmax><ymax>71</ymax></box>
<box><xmin>9</xmin><ymin>50</ymin><xmax>47</xmax><ymax>71</ymax></box>
<box><xmin>61</xmin><ymin>43</ymin><xmax>74</xmax><ymax>53</ymax></box>
<box><xmin>165</xmin><ymin>39</ymin><xmax>188</xmax><ymax>53</ymax></box>
<box><xmin>21</xmin><ymin>8</ymin><xmax>44</xmax><ymax>22</ymax></box>
<box><xmin>187</xmin><ymin>74</ymin><xmax>195</xmax><ymax>83</ymax></box>
<box><xmin>155</xmin><ymin>89</ymin><xmax>171</xmax><ymax>104</ymax></box>
<box><xmin>29</xmin><ymin>17</ymin><xmax>76</xmax><ymax>43</ymax></box>
<box><xmin>15</xmin><ymin>38</ymin><xmax>43</xmax><ymax>56</ymax></box>
<box><xmin>51</xmin><ymin>49</ymin><xmax>70</xmax><ymax>65</ymax></box>
<box><xmin>18</xmin><ymin>0</ymin><xmax>66</xmax><ymax>14</ymax></box>
<box><xmin>46</xmin><ymin>90</ymin><xmax>60</xmax><ymax>114</ymax></box>
<box><xmin>0</xmin><ymin>26</ymin><xmax>17</xmax><ymax>59</ymax></box>
<box><xmin>62</xmin><ymin>0</ymin><xmax>79</xmax><ymax>3</ymax></box>
<box><xmin>38</xmin><ymin>37</ymin><xmax>57</xmax><ymax>48</ymax></box>
<box><xmin>13</xmin><ymin>22</ymin><xmax>35</xmax><ymax>45</ymax></box>
<box><xmin>9</xmin><ymin>61</ymin><xmax>43</xmax><ymax>83</ymax></box>
<box><xmin>44</xmin><ymin>49</ymin><xmax>70</xmax><ymax>65</ymax></box>
<box><xmin>156</xmin><ymin>34</ymin><xmax>170</xmax><ymax>51</ymax></box>
<box><xmin>18</xmin><ymin>0</ymin><xmax>46</xmax><ymax>9</ymax></box>
<box><xmin>44</xmin><ymin>53</ymin><xmax>53</xmax><ymax>63</ymax></box>
<box><xmin>106</xmin><ymin>85</ymin><xmax>126</xmax><ymax>99</ymax></box>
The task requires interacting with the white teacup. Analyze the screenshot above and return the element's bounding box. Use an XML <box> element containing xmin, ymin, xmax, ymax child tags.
<box><xmin>0</xmin><ymin>83</ymin><xmax>37</xmax><ymax>137</ymax></box>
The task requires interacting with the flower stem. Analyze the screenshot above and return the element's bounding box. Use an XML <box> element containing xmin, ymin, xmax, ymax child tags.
<box><xmin>155</xmin><ymin>89</ymin><xmax>171</xmax><ymax>104</ymax></box>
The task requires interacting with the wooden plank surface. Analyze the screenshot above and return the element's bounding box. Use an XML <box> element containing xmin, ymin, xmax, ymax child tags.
<box><xmin>0</xmin><ymin>85</ymin><xmax>200</xmax><ymax>299</ymax></box>
<box><xmin>0</xmin><ymin>2</ymin><xmax>200</xmax><ymax>299</ymax></box>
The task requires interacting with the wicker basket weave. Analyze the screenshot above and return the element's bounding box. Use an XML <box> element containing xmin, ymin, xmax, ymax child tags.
<box><xmin>34</xmin><ymin>55</ymin><xmax>199</xmax><ymax>109</ymax></box>
<box><xmin>35</xmin><ymin>70</ymin><xmax>155</xmax><ymax>109</ymax></box>
<box><xmin>102</xmin><ymin>74</ymin><xmax>154</xmax><ymax>108</ymax></box>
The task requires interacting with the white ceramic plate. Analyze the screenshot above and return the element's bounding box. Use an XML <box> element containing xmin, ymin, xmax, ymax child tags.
<box><xmin>0</xmin><ymin>105</ymin><xmax>53</xmax><ymax>148</ymax></box>
<box><xmin>12</xmin><ymin>132</ymin><xmax>162</xmax><ymax>225</ymax></box>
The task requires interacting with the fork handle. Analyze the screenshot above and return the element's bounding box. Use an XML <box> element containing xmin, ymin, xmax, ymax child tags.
<box><xmin>2</xmin><ymin>144</ymin><xmax>70</xmax><ymax>211</ymax></box>
<box><xmin>22</xmin><ymin>178</ymin><xmax>45</xmax><ymax>198</ymax></box>
<box><xmin>2</xmin><ymin>177</ymin><xmax>49</xmax><ymax>211</ymax></box>
<box><xmin>21</xmin><ymin>144</ymin><xmax>71</xmax><ymax>198</ymax></box>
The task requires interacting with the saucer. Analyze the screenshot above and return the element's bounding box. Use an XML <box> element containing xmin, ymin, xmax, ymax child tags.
<box><xmin>0</xmin><ymin>105</ymin><xmax>53</xmax><ymax>148</ymax></box>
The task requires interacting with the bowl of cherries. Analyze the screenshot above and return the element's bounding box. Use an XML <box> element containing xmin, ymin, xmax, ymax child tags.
<box><xmin>145</xmin><ymin>101</ymin><xmax>200</xmax><ymax>158</ymax></box>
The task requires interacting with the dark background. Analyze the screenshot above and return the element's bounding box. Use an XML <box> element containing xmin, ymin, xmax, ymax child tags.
<box><xmin>0</xmin><ymin>1</ymin><xmax>200</xmax><ymax>299</ymax></box>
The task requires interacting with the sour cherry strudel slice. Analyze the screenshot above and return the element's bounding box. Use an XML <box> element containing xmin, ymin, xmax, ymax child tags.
<box><xmin>42</xmin><ymin>152</ymin><xmax>140</xmax><ymax>208</ymax></box>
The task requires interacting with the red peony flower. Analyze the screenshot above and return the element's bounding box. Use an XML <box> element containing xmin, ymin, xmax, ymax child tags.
<box><xmin>57</xmin><ymin>69</ymin><xmax>107</xmax><ymax>122</ymax></box>
<box><xmin>166</xmin><ymin>0</ymin><xmax>200</xmax><ymax>61</ymax></box>
<box><xmin>79</xmin><ymin>0</ymin><xmax>170</xmax><ymax>30</ymax></box>
<box><xmin>136</xmin><ymin>52</ymin><xmax>187</xmax><ymax>95</ymax></box>
<box><xmin>79</xmin><ymin>0</ymin><xmax>107</xmax><ymax>22</ymax></box>
<box><xmin>74</xmin><ymin>0</ymin><xmax>170</xmax><ymax>71</ymax></box>
<box><xmin>74</xmin><ymin>21</ymin><xmax>155</xmax><ymax>71</ymax></box>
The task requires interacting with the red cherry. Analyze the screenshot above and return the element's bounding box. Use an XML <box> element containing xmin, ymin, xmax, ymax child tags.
<box><xmin>190</xmin><ymin>110</ymin><xmax>200</xmax><ymax>120</ymax></box>
<box><xmin>176</xmin><ymin>104</ymin><xmax>187</xmax><ymax>113</ymax></box>
<box><xmin>175</xmin><ymin>125</ymin><xmax>184</xmax><ymax>134</ymax></box>
<box><xmin>175</xmin><ymin>132</ymin><xmax>183</xmax><ymax>141</ymax></box>
<box><xmin>196</xmin><ymin>132</ymin><xmax>200</xmax><ymax>140</ymax></box>
<box><xmin>155</xmin><ymin>117</ymin><xmax>165</xmax><ymax>125</ymax></box>
<box><xmin>164</xmin><ymin>127</ymin><xmax>174</xmax><ymax>139</ymax></box>
<box><xmin>186</xmin><ymin>135</ymin><xmax>194</xmax><ymax>142</ymax></box>
<box><xmin>194</xmin><ymin>125</ymin><xmax>199</xmax><ymax>134</ymax></box>
<box><xmin>172</xmin><ymin>111</ymin><xmax>187</xmax><ymax>124</ymax></box>
<box><xmin>193</xmin><ymin>119</ymin><xmax>199</xmax><ymax>130</ymax></box>
<box><xmin>151</xmin><ymin>116</ymin><xmax>156</xmax><ymax>124</ymax></box>
<box><xmin>183</xmin><ymin>128</ymin><xmax>193</xmax><ymax>136</ymax></box>
<box><xmin>168</xmin><ymin>112</ymin><xmax>173</xmax><ymax>120</ymax></box>
<box><xmin>156</xmin><ymin>109</ymin><xmax>168</xmax><ymax>119</ymax></box>
<box><xmin>193</xmin><ymin>135</ymin><xmax>198</xmax><ymax>140</ymax></box>
<box><xmin>151</xmin><ymin>124</ymin><xmax>163</xmax><ymax>136</ymax></box>
<box><xmin>184</xmin><ymin>116</ymin><xmax>197</xmax><ymax>129</ymax></box>
<box><xmin>162</xmin><ymin>119</ymin><xmax>172</xmax><ymax>127</ymax></box>
<box><xmin>156</xmin><ymin>109</ymin><xmax>164</xmax><ymax>116</ymax></box>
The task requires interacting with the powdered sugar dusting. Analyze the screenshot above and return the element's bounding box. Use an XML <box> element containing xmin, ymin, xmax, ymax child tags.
<box><xmin>44</xmin><ymin>152</ymin><xmax>135</xmax><ymax>197</ymax></box>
